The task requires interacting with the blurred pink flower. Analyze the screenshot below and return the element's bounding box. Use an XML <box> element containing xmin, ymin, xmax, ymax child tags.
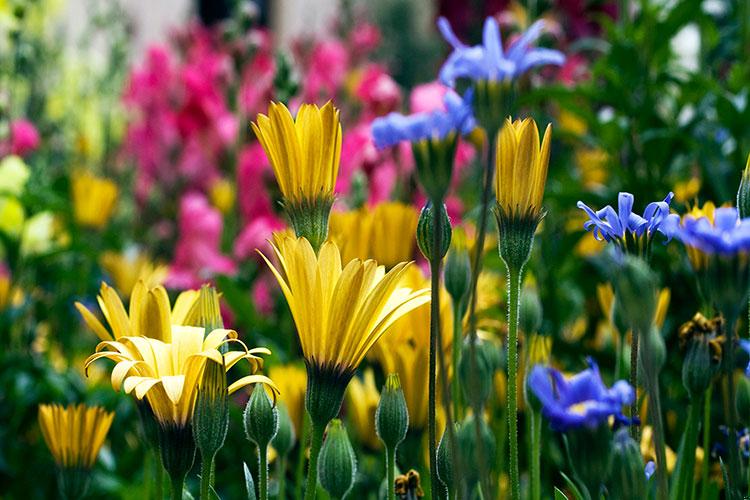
<box><xmin>233</xmin><ymin>214</ymin><xmax>285</xmax><ymax>261</ymax></box>
<box><xmin>350</xmin><ymin>22</ymin><xmax>381</xmax><ymax>56</ymax></box>
<box><xmin>239</xmin><ymin>49</ymin><xmax>275</xmax><ymax>117</ymax></box>
<box><xmin>237</xmin><ymin>143</ymin><xmax>275</xmax><ymax>222</ymax></box>
<box><xmin>409</xmin><ymin>81</ymin><xmax>449</xmax><ymax>114</ymax></box>
<box><xmin>166</xmin><ymin>192</ymin><xmax>236</xmax><ymax>289</ymax></box>
<box><xmin>355</xmin><ymin>64</ymin><xmax>401</xmax><ymax>118</ymax></box>
<box><xmin>251</xmin><ymin>274</ymin><xmax>275</xmax><ymax>316</ymax></box>
<box><xmin>300</xmin><ymin>39</ymin><xmax>349</xmax><ymax>101</ymax></box>
<box><xmin>10</xmin><ymin>119</ymin><xmax>40</xmax><ymax>156</ymax></box>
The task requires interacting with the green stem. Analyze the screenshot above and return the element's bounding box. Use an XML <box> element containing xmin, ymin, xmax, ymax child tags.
<box><xmin>506</xmin><ymin>265</ymin><xmax>522</xmax><ymax>500</ymax></box>
<box><xmin>153</xmin><ymin>448</ymin><xmax>165</xmax><ymax>500</ymax></box>
<box><xmin>429</xmin><ymin>255</ymin><xmax>439</xmax><ymax>498</ymax></box>
<box><xmin>200</xmin><ymin>454</ymin><xmax>214</xmax><ymax>500</ymax></box>
<box><xmin>630</xmin><ymin>328</ymin><xmax>639</xmax><ymax>441</ymax></box>
<box><xmin>700</xmin><ymin>385</ymin><xmax>712</xmax><ymax>500</ymax></box>
<box><xmin>259</xmin><ymin>445</ymin><xmax>269</xmax><ymax>500</ymax></box>
<box><xmin>724</xmin><ymin>317</ymin><xmax>741</xmax><ymax>499</ymax></box>
<box><xmin>277</xmin><ymin>456</ymin><xmax>286</xmax><ymax>500</ymax></box>
<box><xmin>671</xmin><ymin>398</ymin><xmax>702</xmax><ymax>500</ymax></box>
<box><xmin>295</xmin><ymin>415</ymin><xmax>310</xmax><ymax>499</ymax></box>
<box><xmin>644</xmin><ymin>368</ymin><xmax>668</xmax><ymax>500</ymax></box>
<box><xmin>530</xmin><ymin>409</ymin><xmax>542</xmax><ymax>500</ymax></box>
<box><xmin>304</xmin><ymin>423</ymin><xmax>325</xmax><ymax>500</ymax></box>
<box><xmin>170</xmin><ymin>475</ymin><xmax>185</xmax><ymax>500</ymax></box>
<box><xmin>452</xmin><ymin>301</ymin><xmax>463</xmax><ymax>421</ymax></box>
<box><xmin>387</xmin><ymin>446</ymin><xmax>396</xmax><ymax>500</ymax></box>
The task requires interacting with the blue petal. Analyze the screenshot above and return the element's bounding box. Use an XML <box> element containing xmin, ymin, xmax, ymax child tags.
<box><xmin>645</xmin><ymin>461</ymin><xmax>656</xmax><ymax>480</ymax></box>
<box><xmin>437</xmin><ymin>17</ymin><xmax>466</xmax><ymax>50</ymax></box>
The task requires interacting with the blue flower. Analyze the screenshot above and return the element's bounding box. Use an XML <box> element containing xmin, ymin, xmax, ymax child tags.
<box><xmin>644</xmin><ymin>461</ymin><xmax>656</xmax><ymax>480</ymax></box>
<box><xmin>527</xmin><ymin>358</ymin><xmax>634</xmax><ymax>431</ymax></box>
<box><xmin>739</xmin><ymin>340</ymin><xmax>750</xmax><ymax>377</ymax></box>
<box><xmin>371</xmin><ymin>90</ymin><xmax>475</xmax><ymax>149</ymax></box>
<box><xmin>437</xmin><ymin>17</ymin><xmax>565</xmax><ymax>87</ymax></box>
<box><xmin>669</xmin><ymin>207</ymin><xmax>750</xmax><ymax>256</ymax></box>
<box><xmin>577</xmin><ymin>192</ymin><xmax>678</xmax><ymax>249</ymax></box>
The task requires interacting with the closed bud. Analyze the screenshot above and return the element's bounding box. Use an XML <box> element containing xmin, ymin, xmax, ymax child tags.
<box><xmin>375</xmin><ymin>373</ymin><xmax>409</xmax><ymax>450</ymax></box>
<box><xmin>318</xmin><ymin>419</ymin><xmax>357</xmax><ymax>499</ymax></box>
<box><xmin>244</xmin><ymin>385</ymin><xmax>279</xmax><ymax>449</ymax></box>
<box><xmin>640</xmin><ymin>325</ymin><xmax>666</xmax><ymax>375</ymax></box>
<box><xmin>567</xmin><ymin>423</ymin><xmax>614</xmax><ymax>494</ymax></box>
<box><xmin>682</xmin><ymin>336</ymin><xmax>718</xmax><ymax>399</ymax></box>
<box><xmin>458</xmin><ymin>335</ymin><xmax>500</xmax><ymax>408</ymax></box>
<box><xmin>520</xmin><ymin>284</ymin><xmax>543</xmax><ymax>335</ymax></box>
<box><xmin>611</xmin><ymin>254</ymin><xmax>658</xmax><ymax>334</ymax></box>
<box><xmin>607</xmin><ymin>428</ymin><xmax>646</xmax><ymax>500</ymax></box>
<box><xmin>412</xmin><ymin>136</ymin><xmax>457</xmax><ymax>202</ymax></box>
<box><xmin>457</xmin><ymin>413</ymin><xmax>496</xmax><ymax>486</ymax></box>
<box><xmin>193</xmin><ymin>359</ymin><xmax>229</xmax><ymax>459</ymax></box>
<box><xmin>196</xmin><ymin>285</ymin><xmax>224</xmax><ymax>334</ymax></box>
<box><xmin>437</xmin><ymin>424</ymin><xmax>457</xmax><ymax>491</ymax></box>
<box><xmin>444</xmin><ymin>228</ymin><xmax>472</xmax><ymax>308</ymax></box>
<box><xmin>416</xmin><ymin>202</ymin><xmax>452</xmax><ymax>261</ymax></box>
<box><xmin>272</xmin><ymin>402</ymin><xmax>296</xmax><ymax>457</ymax></box>
<box><xmin>737</xmin><ymin>153</ymin><xmax>750</xmax><ymax>219</ymax></box>
<box><xmin>737</xmin><ymin>377</ymin><xmax>750</xmax><ymax>427</ymax></box>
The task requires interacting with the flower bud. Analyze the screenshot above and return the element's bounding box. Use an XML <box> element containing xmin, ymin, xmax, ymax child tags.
<box><xmin>611</xmin><ymin>254</ymin><xmax>657</xmax><ymax>334</ymax></box>
<box><xmin>272</xmin><ymin>402</ymin><xmax>296</xmax><ymax>457</ymax></box>
<box><xmin>737</xmin><ymin>153</ymin><xmax>750</xmax><ymax>219</ymax></box>
<box><xmin>458</xmin><ymin>335</ymin><xmax>500</xmax><ymax>408</ymax></box>
<box><xmin>520</xmin><ymin>284</ymin><xmax>543</xmax><ymax>335</ymax></box>
<box><xmin>682</xmin><ymin>335</ymin><xmax>718</xmax><ymax>399</ymax></box>
<box><xmin>317</xmin><ymin>419</ymin><xmax>357</xmax><ymax>499</ymax></box>
<box><xmin>457</xmin><ymin>413</ymin><xmax>496</xmax><ymax>485</ymax></box>
<box><xmin>375</xmin><ymin>373</ymin><xmax>409</xmax><ymax>451</ymax></box>
<box><xmin>607</xmin><ymin>428</ymin><xmax>646</xmax><ymax>500</ymax></box>
<box><xmin>566</xmin><ymin>423</ymin><xmax>614</xmax><ymax>494</ymax></box>
<box><xmin>244</xmin><ymin>384</ymin><xmax>279</xmax><ymax>449</ymax></box>
<box><xmin>417</xmin><ymin>202</ymin><xmax>452</xmax><ymax>261</ymax></box>
<box><xmin>193</xmin><ymin>359</ymin><xmax>229</xmax><ymax>459</ymax></box>
<box><xmin>412</xmin><ymin>136</ymin><xmax>457</xmax><ymax>202</ymax></box>
<box><xmin>444</xmin><ymin>229</ymin><xmax>471</xmax><ymax>308</ymax></box>
<box><xmin>437</xmin><ymin>424</ymin><xmax>457</xmax><ymax>491</ymax></box>
<box><xmin>196</xmin><ymin>285</ymin><xmax>224</xmax><ymax>335</ymax></box>
<box><xmin>640</xmin><ymin>325</ymin><xmax>666</xmax><ymax>375</ymax></box>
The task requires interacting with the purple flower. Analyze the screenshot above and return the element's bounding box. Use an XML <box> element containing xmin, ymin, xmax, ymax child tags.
<box><xmin>668</xmin><ymin>207</ymin><xmax>750</xmax><ymax>256</ymax></box>
<box><xmin>740</xmin><ymin>340</ymin><xmax>750</xmax><ymax>377</ymax></box>
<box><xmin>577</xmin><ymin>192</ymin><xmax>678</xmax><ymax>249</ymax></box>
<box><xmin>645</xmin><ymin>461</ymin><xmax>656</xmax><ymax>480</ymax></box>
<box><xmin>437</xmin><ymin>17</ymin><xmax>565</xmax><ymax>87</ymax></box>
<box><xmin>371</xmin><ymin>90</ymin><xmax>475</xmax><ymax>149</ymax></box>
<box><xmin>528</xmin><ymin>358</ymin><xmax>634</xmax><ymax>431</ymax></box>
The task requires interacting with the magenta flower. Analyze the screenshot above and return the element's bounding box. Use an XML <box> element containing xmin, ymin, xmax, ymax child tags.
<box><xmin>10</xmin><ymin>119</ymin><xmax>40</xmax><ymax>156</ymax></box>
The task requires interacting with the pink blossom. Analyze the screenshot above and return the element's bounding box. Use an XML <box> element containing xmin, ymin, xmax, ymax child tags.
<box><xmin>368</xmin><ymin>161</ymin><xmax>398</xmax><ymax>204</ymax></box>
<box><xmin>9</xmin><ymin>119</ymin><xmax>40</xmax><ymax>156</ymax></box>
<box><xmin>301</xmin><ymin>39</ymin><xmax>349</xmax><ymax>101</ymax></box>
<box><xmin>237</xmin><ymin>143</ymin><xmax>275</xmax><ymax>223</ymax></box>
<box><xmin>166</xmin><ymin>192</ymin><xmax>236</xmax><ymax>289</ymax></box>
<box><xmin>350</xmin><ymin>22</ymin><xmax>381</xmax><ymax>56</ymax></box>
<box><xmin>355</xmin><ymin>65</ymin><xmax>401</xmax><ymax>118</ymax></box>
<box><xmin>251</xmin><ymin>275</ymin><xmax>275</xmax><ymax>316</ymax></box>
<box><xmin>239</xmin><ymin>49</ymin><xmax>275</xmax><ymax>116</ymax></box>
<box><xmin>409</xmin><ymin>81</ymin><xmax>449</xmax><ymax>114</ymax></box>
<box><xmin>233</xmin><ymin>214</ymin><xmax>285</xmax><ymax>261</ymax></box>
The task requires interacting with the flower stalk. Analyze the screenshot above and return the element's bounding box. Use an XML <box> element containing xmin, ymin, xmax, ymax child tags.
<box><xmin>304</xmin><ymin>424</ymin><xmax>325</xmax><ymax>500</ymax></box>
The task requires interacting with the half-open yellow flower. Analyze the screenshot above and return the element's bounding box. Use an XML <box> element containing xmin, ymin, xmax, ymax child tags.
<box><xmin>71</xmin><ymin>170</ymin><xmax>118</xmax><ymax>229</ymax></box>
<box><xmin>75</xmin><ymin>280</ymin><xmax>199</xmax><ymax>342</ymax></box>
<box><xmin>252</xmin><ymin>101</ymin><xmax>341</xmax><ymax>206</ymax></box>
<box><xmin>495</xmin><ymin>117</ymin><xmax>551</xmax><ymax>220</ymax></box>
<box><xmin>38</xmin><ymin>403</ymin><xmax>114</xmax><ymax>469</ymax></box>
<box><xmin>100</xmin><ymin>250</ymin><xmax>168</xmax><ymax>297</ymax></box>
<box><xmin>85</xmin><ymin>325</ymin><xmax>275</xmax><ymax>427</ymax></box>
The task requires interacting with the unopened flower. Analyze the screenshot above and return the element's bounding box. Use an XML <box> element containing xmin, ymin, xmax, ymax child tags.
<box><xmin>71</xmin><ymin>170</ymin><xmax>118</xmax><ymax>229</ymax></box>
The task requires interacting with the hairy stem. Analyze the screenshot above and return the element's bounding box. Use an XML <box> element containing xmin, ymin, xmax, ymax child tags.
<box><xmin>304</xmin><ymin>424</ymin><xmax>325</xmax><ymax>500</ymax></box>
<box><xmin>506</xmin><ymin>265</ymin><xmax>522</xmax><ymax>500</ymax></box>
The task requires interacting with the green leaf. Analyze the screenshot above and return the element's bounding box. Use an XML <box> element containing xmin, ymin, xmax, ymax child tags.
<box><xmin>560</xmin><ymin>471</ymin><xmax>587</xmax><ymax>500</ymax></box>
<box><xmin>555</xmin><ymin>487</ymin><xmax>570</xmax><ymax>500</ymax></box>
<box><xmin>243</xmin><ymin>462</ymin><xmax>257</xmax><ymax>500</ymax></box>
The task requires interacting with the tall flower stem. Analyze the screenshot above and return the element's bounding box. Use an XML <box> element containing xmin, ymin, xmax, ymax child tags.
<box><xmin>451</xmin><ymin>301</ymin><xmax>463</xmax><ymax>421</ymax></box>
<box><xmin>700</xmin><ymin>385</ymin><xmax>712</xmax><ymax>500</ymax></box>
<box><xmin>154</xmin><ymin>450</ymin><xmax>164</xmax><ymax>500</ymax></box>
<box><xmin>171</xmin><ymin>475</ymin><xmax>185</xmax><ymax>500</ymax></box>
<box><xmin>199</xmin><ymin>454</ymin><xmax>214</xmax><ymax>500</ymax></box>
<box><xmin>506</xmin><ymin>265</ymin><xmax>522</xmax><ymax>500</ymax></box>
<box><xmin>296</xmin><ymin>416</ymin><xmax>310</xmax><ymax>499</ymax></box>
<box><xmin>386</xmin><ymin>446</ymin><xmax>396</xmax><ymax>500</ymax></box>
<box><xmin>304</xmin><ymin>423</ymin><xmax>325</xmax><ymax>500</ymax></box>
<box><xmin>277</xmin><ymin>456</ymin><xmax>287</xmax><ymax>500</ymax></box>
<box><xmin>723</xmin><ymin>317</ymin><xmax>741</xmax><ymax>499</ymax></box>
<box><xmin>671</xmin><ymin>398</ymin><xmax>703</xmax><ymax>500</ymax></box>
<box><xmin>259</xmin><ymin>445</ymin><xmax>269</xmax><ymax>500</ymax></box>
<box><xmin>629</xmin><ymin>330</ymin><xmax>639</xmax><ymax>440</ymax></box>
<box><xmin>530</xmin><ymin>409</ymin><xmax>542</xmax><ymax>500</ymax></box>
<box><xmin>641</xmin><ymin>357</ymin><xmax>668</xmax><ymax>500</ymax></box>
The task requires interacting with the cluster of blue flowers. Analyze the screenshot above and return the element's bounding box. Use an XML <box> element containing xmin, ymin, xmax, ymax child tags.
<box><xmin>666</xmin><ymin>206</ymin><xmax>750</xmax><ymax>255</ymax></box>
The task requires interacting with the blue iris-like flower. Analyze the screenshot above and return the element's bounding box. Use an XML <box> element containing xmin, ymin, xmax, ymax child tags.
<box><xmin>437</xmin><ymin>16</ymin><xmax>565</xmax><ymax>87</ymax></box>
<box><xmin>644</xmin><ymin>461</ymin><xmax>656</xmax><ymax>480</ymax></box>
<box><xmin>371</xmin><ymin>90</ymin><xmax>475</xmax><ymax>149</ymax></box>
<box><xmin>577</xmin><ymin>192</ymin><xmax>679</xmax><ymax>246</ymax></box>
<box><xmin>668</xmin><ymin>207</ymin><xmax>750</xmax><ymax>256</ymax></box>
<box><xmin>527</xmin><ymin>358</ymin><xmax>634</xmax><ymax>431</ymax></box>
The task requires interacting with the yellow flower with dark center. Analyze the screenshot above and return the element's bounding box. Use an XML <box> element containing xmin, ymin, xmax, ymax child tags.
<box><xmin>38</xmin><ymin>403</ymin><xmax>114</xmax><ymax>469</ymax></box>
<box><xmin>85</xmin><ymin>325</ymin><xmax>275</xmax><ymax>427</ymax></box>
<box><xmin>75</xmin><ymin>281</ymin><xmax>199</xmax><ymax>342</ymax></box>
<box><xmin>495</xmin><ymin>117</ymin><xmax>551</xmax><ymax>221</ymax></box>
<box><xmin>269</xmin><ymin>364</ymin><xmax>307</xmax><ymax>433</ymax></box>
<box><xmin>71</xmin><ymin>170</ymin><xmax>118</xmax><ymax>229</ymax></box>
<box><xmin>252</xmin><ymin>101</ymin><xmax>341</xmax><ymax>206</ymax></box>
<box><xmin>100</xmin><ymin>250</ymin><xmax>167</xmax><ymax>297</ymax></box>
<box><xmin>329</xmin><ymin>201</ymin><xmax>419</xmax><ymax>268</ymax></box>
<box><xmin>346</xmin><ymin>368</ymin><xmax>381</xmax><ymax>449</ymax></box>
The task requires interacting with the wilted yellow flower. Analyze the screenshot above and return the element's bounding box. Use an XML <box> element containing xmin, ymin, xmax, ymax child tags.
<box><xmin>209</xmin><ymin>177</ymin><xmax>235</xmax><ymax>214</ymax></box>
<box><xmin>100</xmin><ymin>249</ymin><xmax>167</xmax><ymax>297</ymax></box>
<box><xmin>0</xmin><ymin>155</ymin><xmax>30</xmax><ymax>196</ymax></box>
<box><xmin>495</xmin><ymin>117</ymin><xmax>551</xmax><ymax>221</ymax></box>
<box><xmin>71</xmin><ymin>170</ymin><xmax>118</xmax><ymax>229</ymax></box>
<box><xmin>329</xmin><ymin>201</ymin><xmax>419</xmax><ymax>267</ymax></box>
<box><xmin>85</xmin><ymin>325</ymin><xmax>275</xmax><ymax>426</ymax></box>
<box><xmin>0</xmin><ymin>196</ymin><xmax>25</xmax><ymax>237</ymax></box>
<box><xmin>346</xmin><ymin>368</ymin><xmax>381</xmax><ymax>449</ymax></box>
<box><xmin>38</xmin><ymin>403</ymin><xmax>114</xmax><ymax>468</ymax></box>
<box><xmin>269</xmin><ymin>364</ymin><xmax>307</xmax><ymax>433</ymax></box>
<box><xmin>75</xmin><ymin>281</ymin><xmax>199</xmax><ymax>342</ymax></box>
<box><xmin>252</xmin><ymin>101</ymin><xmax>341</xmax><ymax>206</ymax></box>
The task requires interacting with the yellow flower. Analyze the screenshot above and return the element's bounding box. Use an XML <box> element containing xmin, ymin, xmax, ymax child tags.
<box><xmin>269</xmin><ymin>364</ymin><xmax>307</xmax><ymax>433</ymax></box>
<box><xmin>0</xmin><ymin>195</ymin><xmax>25</xmax><ymax>238</ymax></box>
<box><xmin>0</xmin><ymin>155</ymin><xmax>30</xmax><ymax>196</ymax></box>
<box><xmin>75</xmin><ymin>281</ymin><xmax>200</xmax><ymax>342</ymax></box>
<box><xmin>557</xmin><ymin>108</ymin><xmax>587</xmax><ymax>137</ymax></box>
<box><xmin>260</xmin><ymin>235</ymin><xmax>430</xmax><ymax>375</ymax></box>
<box><xmin>641</xmin><ymin>425</ymin><xmax>676</xmax><ymax>474</ymax></box>
<box><xmin>71</xmin><ymin>170</ymin><xmax>118</xmax><ymax>229</ymax></box>
<box><xmin>209</xmin><ymin>177</ymin><xmax>235</xmax><ymax>214</ymax></box>
<box><xmin>575</xmin><ymin>147</ymin><xmax>608</xmax><ymax>188</ymax></box>
<box><xmin>346</xmin><ymin>368</ymin><xmax>381</xmax><ymax>449</ymax></box>
<box><xmin>20</xmin><ymin>211</ymin><xmax>65</xmax><ymax>256</ymax></box>
<box><xmin>329</xmin><ymin>201</ymin><xmax>419</xmax><ymax>268</ymax></box>
<box><xmin>495</xmin><ymin>117</ymin><xmax>551</xmax><ymax>220</ymax></box>
<box><xmin>526</xmin><ymin>333</ymin><xmax>551</xmax><ymax>366</ymax></box>
<box><xmin>85</xmin><ymin>325</ymin><xmax>275</xmax><ymax>427</ymax></box>
<box><xmin>674</xmin><ymin>176</ymin><xmax>701</xmax><ymax>204</ymax></box>
<box><xmin>252</xmin><ymin>101</ymin><xmax>341</xmax><ymax>206</ymax></box>
<box><xmin>100</xmin><ymin>249</ymin><xmax>168</xmax><ymax>297</ymax></box>
<box><xmin>38</xmin><ymin>403</ymin><xmax>114</xmax><ymax>469</ymax></box>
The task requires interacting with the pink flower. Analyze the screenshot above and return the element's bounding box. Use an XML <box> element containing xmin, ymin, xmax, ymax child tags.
<box><xmin>237</xmin><ymin>143</ymin><xmax>275</xmax><ymax>223</ymax></box>
<box><xmin>251</xmin><ymin>275</ymin><xmax>275</xmax><ymax>316</ymax></box>
<box><xmin>166</xmin><ymin>192</ymin><xmax>236</xmax><ymax>289</ymax></box>
<box><xmin>409</xmin><ymin>81</ymin><xmax>449</xmax><ymax>114</ymax></box>
<box><xmin>355</xmin><ymin>65</ymin><xmax>401</xmax><ymax>118</ymax></box>
<box><xmin>368</xmin><ymin>161</ymin><xmax>398</xmax><ymax>204</ymax></box>
<box><xmin>233</xmin><ymin>214</ymin><xmax>285</xmax><ymax>261</ymax></box>
<box><xmin>10</xmin><ymin>119</ymin><xmax>40</xmax><ymax>156</ymax></box>
<box><xmin>301</xmin><ymin>39</ymin><xmax>349</xmax><ymax>101</ymax></box>
<box><xmin>350</xmin><ymin>22</ymin><xmax>381</xmax><ymax>56</ymax></box>
<box><xmin>239</xmin><ymin>49</ymin><xmax>275</xmax><ymax>116</ymax></box>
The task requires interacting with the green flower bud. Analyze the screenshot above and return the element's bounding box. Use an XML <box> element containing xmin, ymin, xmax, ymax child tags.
<box><xmin>566</xmin><ymin>423</ymin><xmax>614</xmax><ymax>495</ymax></box>
<box><xmin>472</xmin><ymin>79</ymin><xmax>514</xmax><ymax>138</ymax></box>
<box><xmin>640</xmin><ymin>325</ymin><xmax>666</xmax><ymax>375</ymax></box>
<box><xmin>437</xmin><ymin>424</ymin><xmax>457</xmax><ymax>491</ymax></box>
<box><xmin>607</xmin><ymin>428</ymin><xmax>646</xmax><ymax>500</ymax></box>
<box><xmin>244</xmin><ymin>385</ymin><xmax>279</xmax><ymax>449</ymax></box>
<box><xmin>519</xmin><ymin>284</ymin><xmax>543</xmax><ymax>335</ymax></box>
<box><xmin>737</xmin><ymin>377</ymin><xmax>750</xmax><ymax>427</ymax></box>
<box><xmin>682</xmin><ymin>335</ymin><xmax>718</xmax><ymax>399</ymax></box>
<box><xmin>272</xmin><ymin>402</ymin><xmax>296</xmax><ymax>457</ymax></box>
<box><xmin>611</xmin><ymin>254</ymin><xmax>657</xmax><ymax>334</ymax></box>
<box><xmin>375</xmin><ymin>373</ymin><xmax>409</xmax><ymax>450</ymax></box>
<box><xmin>444</xmin><ymin>229</ymin><xmax>472</xmax><ymax>308</ymax></box>
<box><xmin>417</xmin><ymin>202</ymin><xmax>452</xmax><ymax>261</ymax></box>
<box><xmin>412</xmin><ymin>136</ymin><xmax>457</xmax><ymax>202</ymax></box>
<box><xmin>458</xmin><ymin>335</ymin><xmax>500</xmax><ymax>408</ymax></box>
<box><xmin>737</xmin><ymin>153</ymin><xmax>750</xmax><ymax>219</ymax></box>
<box><xmin>196</xmin><ymin>285</ymin><xmax>224</xmax><ymax>335</ymax></box>
<box><xmin>193</xmin><ymin>359</ymin><xmax>229</xmax><ymax>459</ymax></box>
<box><xmin>457</xmin><ymin>414</ymin><xmax>496</xmax><ymax>486</ymax></box>
<box><xmin>317</xmin><ymin>419</ymin><xmax>357</xmax><ymax>499</ymax></box>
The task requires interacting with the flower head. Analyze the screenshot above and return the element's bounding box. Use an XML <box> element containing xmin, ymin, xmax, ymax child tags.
<box><xmin>38</xmin><ymin>403</ymin><xmax>114</xmax><ymax>469</ymax></box>
<box><xmin>71</xmin><ymin>170</ymin><xmax>118</xmax><ymax>229</ymax></box>
<box><xmin>528</xmin><ymin>358</ymin><xmax>634</xmax><ymax>431</ymax></box>
<box><xmin>437</xmin><ymin>17</ymin><xmax>565</xmax><ymax>87</ymax></box>
<box><xmin>577</xmin><ymin>192</ymin><xmax>678</xmax><ymax>257</ymax></box>
<box><xmin>670</xmin><ymin>206</ymin><xmax>750</xmax><ymax>257</ymax></box>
